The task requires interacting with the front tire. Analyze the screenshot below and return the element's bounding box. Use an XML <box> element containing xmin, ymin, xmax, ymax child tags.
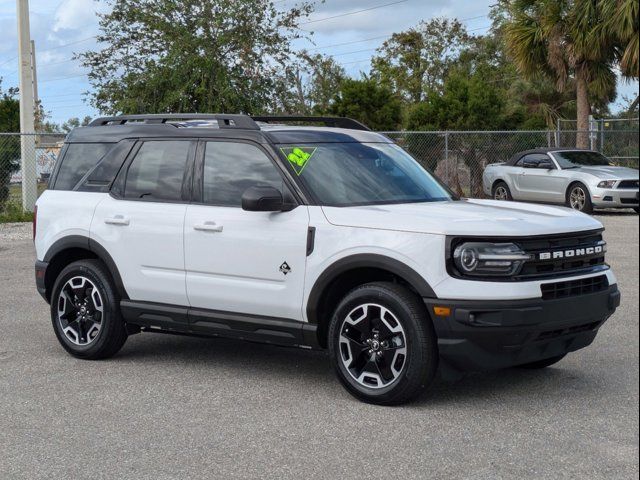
<box><xmin>566</xmin><ymin>183</ymin><xmax>593</xmax><ymax>214</ymax></box>
<box><xmin>492</xmin><ymin>181</ymin><xmax>512</xmax><ymax>201</ymax></box>
<box><xmin>328</xmin><ymin>282</ymin><xmax>438</xmax><ymax>405</ymax></box>
<box><xmin>51</xmin><ymin>259</ymin><xmax>128</xmax><ymax>359</ymax></box>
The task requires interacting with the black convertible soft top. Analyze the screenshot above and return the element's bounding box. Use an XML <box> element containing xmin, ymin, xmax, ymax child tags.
<box><xmin>505</xmin><ymin>147</ymin><xmax>593</xmax><ymax>166</ymax></box>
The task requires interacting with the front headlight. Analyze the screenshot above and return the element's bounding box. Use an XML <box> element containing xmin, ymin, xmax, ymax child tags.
<box><xmin>453</xmin><ymin>242</ymin><xmax>532</xmax><ymax>277</ymax></box>
<box><xmin>597</xmin><ymin>180</ymin><xmax>617</xmax><ymax>188</ymax></box>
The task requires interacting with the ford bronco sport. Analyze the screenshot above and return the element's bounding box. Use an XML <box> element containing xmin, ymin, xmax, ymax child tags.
<box><xmin>34</xmin><ymin>114</ymin><xmax>621</xmax><ymax>405</ymax></box>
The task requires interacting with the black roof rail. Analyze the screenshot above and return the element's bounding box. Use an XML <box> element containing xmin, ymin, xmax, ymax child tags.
<box><xmin>88</xmin><ymin>114</ymin><xmax>260</xmax><ymax>130</ymax></box>
<box><xmin>251</xmin><ymin>116</ymin><xmax>371</xmax><ymax>131</ymax></box>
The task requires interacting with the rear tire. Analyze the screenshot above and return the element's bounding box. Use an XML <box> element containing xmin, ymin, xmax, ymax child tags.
<box><xmin>492</xmin><ymin>181</ymin><xmax>512</xmax><ymax>201</ymax></box>
<box><xmin>517</xmin><ymin>354</ymin><xmax>566</xmax><ymax>369</ymax></box>
<box><xmin>328</xmin><ymin>282</ymin><xmax>438</xmax><ymax>405</ymax></box>
<box><xmin>50</xmin><ymin>259</ymin><xmax>128</xmax><ymax>360</ymax></box>
<box><xmin>566</xmin><ymin>183</ymin><xmax>593</xmax><ymax>214</ymax></box>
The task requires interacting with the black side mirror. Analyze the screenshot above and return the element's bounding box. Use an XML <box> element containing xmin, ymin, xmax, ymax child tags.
<box><xmin>538</xmin><ymin>160</ymin><xmax>555</xmax><ymax>170</ymax></box>
<box><xmin>241</xmin><ymin>186</ymin><xmax>290</xmax><ymax>212</ymax></box>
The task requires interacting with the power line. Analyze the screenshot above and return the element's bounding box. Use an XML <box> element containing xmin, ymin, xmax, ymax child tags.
<box><xmin>39</xmin><ymin>73</ymin><xmax>88</xmax><ymax>83</ymax></box>
<box><xmin>307</xmin><ymin>13</ymin><xmax>490</xmax><ymax>52</ymax></box>
<box><xmin>301</xmin><ymin>0</ymin><xmax>408</xmax><ymax>25</ymax></box>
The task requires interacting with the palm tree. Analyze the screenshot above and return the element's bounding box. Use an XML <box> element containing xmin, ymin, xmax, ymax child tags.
<box><xmin>505</xmin><ymin>0</ymin><xmax>619</xmax><ymax>148</ymax></box>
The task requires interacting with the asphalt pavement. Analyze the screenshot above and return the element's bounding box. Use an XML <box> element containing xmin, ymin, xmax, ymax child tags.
<box><xmin>1</xmin><ymin>213</ymin><xmax>638</xmax><ymax>479</ymax></box>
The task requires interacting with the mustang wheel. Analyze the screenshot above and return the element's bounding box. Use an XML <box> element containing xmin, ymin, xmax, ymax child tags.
<box><xmin>567</xmin><ymin>183</ymin><xmax>593</xmax><ymax>214</ymax></box>
<box><xmin>328</xmin><ymin>282</ymin><xmax>438</xmax><ymax>405</ymax></box>
<box><xmin>492</xmin><ymin>181</ymin><xmax>512</xmax><ymax>201</ymax></box>
<box><xmin>51</xmin><ymin>259</ymin><xmax>128</xmax><ymax>359</ymax></box>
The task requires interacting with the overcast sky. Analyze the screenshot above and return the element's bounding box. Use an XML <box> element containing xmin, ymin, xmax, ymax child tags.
<box><xmin>0</xmin><ymin>0</ymin><xmax>638</xmax><ymax>126</ymax></box>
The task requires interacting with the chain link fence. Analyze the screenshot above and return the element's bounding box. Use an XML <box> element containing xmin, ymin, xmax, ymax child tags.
<box><xmin>0</xmin><ymin>129</ymin><xmax>638</xmax><ymax>218</ymax></box>
<box><xmin>384</xmin><ymin>130</ymin><xmax>639</xmax><ymax>197</ymax></box>
<box><xmin>0</xmin><ymin>133</ymin><xmax>66</xmax><ymax>219</ymax></box>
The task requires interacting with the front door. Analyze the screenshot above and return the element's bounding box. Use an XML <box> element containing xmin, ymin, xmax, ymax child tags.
<box><xmin>184</xmin><ymin>140</ymin><xmax>309</xmax><ymax>325</ymax></box>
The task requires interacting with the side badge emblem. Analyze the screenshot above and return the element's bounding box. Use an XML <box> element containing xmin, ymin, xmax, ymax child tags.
<box><xmin>279</xmin><ymin>262</ymin><xmax>291</xmax><ymax>275</ymax></box>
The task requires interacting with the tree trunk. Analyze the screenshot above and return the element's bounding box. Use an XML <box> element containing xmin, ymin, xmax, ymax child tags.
<box><xmin>575</xmin><ymin>69</ymin><xmax>590</xmax><ymax>149</ymax></box>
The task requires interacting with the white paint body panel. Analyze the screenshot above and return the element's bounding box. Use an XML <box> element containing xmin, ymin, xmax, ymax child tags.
<box><xmin>34</xmin><ymin>190</ymin><xmax>104</xmax><ymax>261</ymax></box>
<box><xmin>91</xmin><ymin>195</ymin><xmax>188</xmax><ymax>306</ymax></box>
<box><xmin>184</xmin><ymin>204</ymin><xmax>310</xmax><ymax>320</ymax></box>
<box><xmin>36</xmin><ymin>191</ymin><xmax>613</xmax><ymax>324</ymax></box>
<box><xmin>319</xmin><ymin>199</ymin><xmax>602</xmax><ymax>237</ymax></box>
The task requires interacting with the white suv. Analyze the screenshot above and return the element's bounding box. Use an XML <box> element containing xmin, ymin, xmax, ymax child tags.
<box><xmin>34</xmin><ymin>114</ymin><xmax>621</xmax><ymax>405</ymax></box>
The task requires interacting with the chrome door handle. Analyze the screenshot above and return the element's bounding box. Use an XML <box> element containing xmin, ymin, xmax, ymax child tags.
<box><xmin>104</xmin><ymin>215</ymin><xmax>130</xmax><ymax>226</ymax></box>
<box><xmin>194</xmin><ymin>222</ymin><xmax>224</xmax><ymax>233</ymax></box>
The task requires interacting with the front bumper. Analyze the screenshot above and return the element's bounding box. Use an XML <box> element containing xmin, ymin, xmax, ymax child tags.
<box><xmin>591</xmin><ymin>187</ymin><xmax>639</xmax><ymax>208</ymax></box>
<box><xmin>425</xmin><ymin>284</ymin><xmax>620</xmax><ymax>375</ymax></box>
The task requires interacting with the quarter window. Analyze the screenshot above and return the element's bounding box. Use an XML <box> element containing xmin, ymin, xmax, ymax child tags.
<box><xmin>54</xmin><ymin>143</ymin><xmax>113</xmax><ymax>190</ymax></box>
<box><xmin>124</xmin><ymin>141</ymin><xmax>190</xmax><ymax>201</ymax></box>
<box><xmin>203</xmin><ymin>142</ymin><xmax>284</xmax><ymax>207</ymax></box>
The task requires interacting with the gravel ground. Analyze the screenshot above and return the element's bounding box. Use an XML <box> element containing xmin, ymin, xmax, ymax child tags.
<box><xmin>0</xmin><ymin>213</ymin><xmax>638</xmax><ymax>479</ymax></box>
<box><xmin>0</xmin><ymin>222</ymin><xmax>31</xmax><ymax>242</ymax></box>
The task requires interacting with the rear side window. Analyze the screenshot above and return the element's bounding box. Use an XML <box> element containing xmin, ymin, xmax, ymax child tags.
<box><xmin>203</xmin><ymin>142</ymin><xmax>284</xmax><ymax>207</ymax></box>
<box><xmin>53</xmin><ymin>143</ymin><xmax>113</xmax><ymax>190</ymax></box>
<box><xmin>124</xmin><ymin>141</ymin><xmax>190</xmax><ymax>201</ymax></box>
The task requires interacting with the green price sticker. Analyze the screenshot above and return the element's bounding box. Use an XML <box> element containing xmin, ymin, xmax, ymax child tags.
<box><xmin>280</xmin><ymin>147</ymin><xmax>317</xmax><ymax>175</ymax></box>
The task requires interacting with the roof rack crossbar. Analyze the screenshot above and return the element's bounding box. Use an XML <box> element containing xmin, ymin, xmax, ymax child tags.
<box><xmin>88</xmin><ymin>114</ymin><xmax>260</xmax><ymax>130</ymax></box>
<box><xmin>251</xmin><ymin>116</ymin><xmax>371</xmax><ymax>131</ymax></box>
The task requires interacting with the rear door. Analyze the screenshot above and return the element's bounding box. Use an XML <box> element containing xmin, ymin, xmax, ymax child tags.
<box><xmin>184</xmin><ymin>140</ymin><xmax>309</xmax><ymax>326</ymax></box>
<box><xmin>91</xmin><ymin>139</ymin><xmax>195</xmax><ymax>306</ymax></box>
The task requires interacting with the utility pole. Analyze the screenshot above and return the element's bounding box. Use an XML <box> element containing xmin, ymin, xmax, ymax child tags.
<box><xmin>30</xmin><ymin>40</ymin><xmax>39</xmax><ymax>108</ymax></box>
<box><xmin>16</xmin><ymin>0</ymin><xmax>37</xmax><ymax>212</ymax></box>
<box><xmin>30</xmin><ymin>40</ymin><xmax>39</xmax><ymax>148</ymax></box>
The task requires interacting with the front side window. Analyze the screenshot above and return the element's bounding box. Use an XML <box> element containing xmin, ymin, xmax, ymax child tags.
<box><xmin>124</xmin><ymin>141</ymin><xmax>190</xmax><ymax>201</ymax></box>
<box><xmin>203</xmin><ymin>142</ymin><xmax>284</xmax><ymax>207</ymax></box>
<box><xmin>276</xmin><ymin>142</ymin><xmax>452</xmax><ymax>207</ymax></box>
<box><xmin>554</xmin><ymin>151</ymin><xmax>612</xmax><ymax>169</ymax></box>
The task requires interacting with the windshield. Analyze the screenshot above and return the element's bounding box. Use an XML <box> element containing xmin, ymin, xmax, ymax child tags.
<box><xmin>277</xmin><ymin>142</ymin><xmax>453</xmax><ymax>207</ymax></box>
<box><xmin>554</xmin><ymin>151</ymin><xmax>613</xmax><ymax>169</ymax></box>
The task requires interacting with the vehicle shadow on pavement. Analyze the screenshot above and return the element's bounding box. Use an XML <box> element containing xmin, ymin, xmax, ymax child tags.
<box><xmin>111</xmin><ymin>332</ymin><xmax>594</xmax><ymax>406</ymax></box>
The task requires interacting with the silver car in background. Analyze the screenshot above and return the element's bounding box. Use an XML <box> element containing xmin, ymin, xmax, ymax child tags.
<box><xmin>483</xmin><ymin>148</ymin><xmax>639</xmax><ymax>214</ymax></box>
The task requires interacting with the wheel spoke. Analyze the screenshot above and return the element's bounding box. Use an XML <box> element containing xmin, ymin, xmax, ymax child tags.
<box><xmin>57</xmin><ymin>276</ymin><xmax>104</xmax><ymax>346</ymax></box>
<box><xmin>339</xmin><ymin>303</ymin><xmax>407</xmax><ymax>390</ymax></box>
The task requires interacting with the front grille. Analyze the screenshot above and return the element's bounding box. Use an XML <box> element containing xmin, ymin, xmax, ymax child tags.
<box><xmin>620</xmin><ymin>197</ymin><xmax>639</xmax><ymax>205</ymax></box>
<box><xmin>516</xmin><ymin>230</ymin><xmax>607</xmax><ymax>280</ymax></box>
<box><xmin>540</xmin><ymin>275</ymin><xmax>609</xmax><ymax>300</ymax></box>
<box><xmin>618</xmin><ymin>180</ymin><xmax>639</xmax><ymax>189</ymax></box>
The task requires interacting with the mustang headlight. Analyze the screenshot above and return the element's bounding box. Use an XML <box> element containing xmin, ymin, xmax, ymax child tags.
<box><xmin>453</xmin><ymin>242</ymin><xmax>532</xmax><ymax>277</ymax></box>
<box><xmin>597</xmin><ymin>180</ymin><xmax>617</xmax><ymax>188</ymax></box>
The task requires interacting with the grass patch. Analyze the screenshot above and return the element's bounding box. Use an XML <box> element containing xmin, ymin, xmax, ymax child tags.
<box><xmin>0</xmin><ymin>202</ymin><xmax>34</xmax><ymax>223</ymax></box>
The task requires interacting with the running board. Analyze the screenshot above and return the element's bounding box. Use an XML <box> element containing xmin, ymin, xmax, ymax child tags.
<box><xmin>120</xmin><ymin>300</ymin><xmax>320</xmax><ymax>349</ymax></box>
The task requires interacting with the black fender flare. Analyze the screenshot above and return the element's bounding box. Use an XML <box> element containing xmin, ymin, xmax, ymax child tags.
<box><xmin>43</xmin><ymin>235</ymin><xmax>129</xmax><ymax>300</ymax></box>
<box><xmin>306</xmin><ymin>253</ymin><xmax>437</xmax><ymax>325</ymax></box>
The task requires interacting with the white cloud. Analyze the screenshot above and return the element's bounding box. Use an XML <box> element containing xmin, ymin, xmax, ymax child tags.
<box><xmin>52</xmin><ymin>0</ymin><xmax>101</xmax><ymax>32</ymax></box>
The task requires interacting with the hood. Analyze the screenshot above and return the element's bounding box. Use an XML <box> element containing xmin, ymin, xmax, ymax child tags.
<box><xmin>573</xmin><ymin>165</ymin><xmax>639</xmax><ymax>180</ymax></box>
<box><xmin>322</xmin><ymin>199</ymin><xmax>603</xmax><ymax>237</ymax></box>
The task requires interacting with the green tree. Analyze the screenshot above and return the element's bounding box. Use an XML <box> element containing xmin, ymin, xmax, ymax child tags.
<box><xmin>0</xmin><ymin>81</ymin><xmax>20</xmax><ymax>208</ymax></box>
<box><xmin>504</xmin><ymin>0</ymin><xmax>620</xmax><ymax>148</ymax></box>
<box><xmin>78</xmin><ymin>0</ymin><xmax>316</xmax><ymax>115</ymax></box>
<box><xmin>329</xmin><ymin>78</ymin><xmax>403</xmax><ymax>131</ymax></box>
<box><xmin>371</xmin><ymin>18</ymin><xmax>471</xmax><ymax>103</ymax></box>
<box><xmin>60</xmin><ymin>116</ymin><xmax>93</xmax><ymax>133</ymax></box>
<box><xmin>278</xmin><ymin>52</ymin><xmax>346</xmax><ymax>114</ymax></box>
<box><xmin>407</xmin><ymin>69</ymin><xmax>510</xmax><ymax>196</ymax></box>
